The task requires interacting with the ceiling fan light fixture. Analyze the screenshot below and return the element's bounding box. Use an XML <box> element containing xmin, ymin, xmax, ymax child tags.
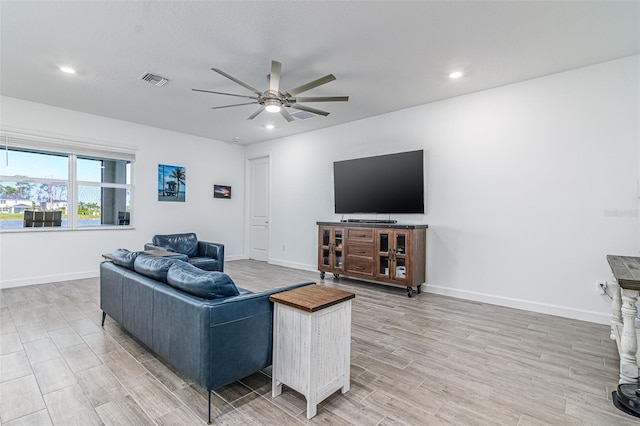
<box><xmin>264</xmin><ymin>99</ymin><xmax>281</xmax><ymax>113</ymax></box>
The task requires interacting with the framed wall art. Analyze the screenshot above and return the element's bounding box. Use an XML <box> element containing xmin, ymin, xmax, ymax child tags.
<box><xmin>158</xmin><ymin>164</ymin><xmax>186</xmax><ymax>202</ymax></box>
<box><xmin>214</xmin><ymin>185</ymin><xmax>231</xmax><ymax>199</ymax></box>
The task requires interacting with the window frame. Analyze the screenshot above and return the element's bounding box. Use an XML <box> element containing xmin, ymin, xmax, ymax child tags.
<box><xmin>0</xmin><ymin>129</ymin><xmax>136</xmax><ymax>232</ymax></box>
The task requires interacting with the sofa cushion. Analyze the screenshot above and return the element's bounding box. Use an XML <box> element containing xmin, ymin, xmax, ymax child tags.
<box><xmin>167</xmin><ymin>261</ymin><xmax>239</xmax><ymax>299</ymax></box>
<box><xmin>111</xmin><ymin>248</ymin><xmax>148</xmax><ymax>270</ymax></box>
<box><xmin>134</xmin><ymin>255</ymin><xmax>183</xmax><ymax>283</ymax></box>
<box><xmin>152</xmin><ymin>233</ymin><xmax>198</xmax><ymax>258</ymax></box>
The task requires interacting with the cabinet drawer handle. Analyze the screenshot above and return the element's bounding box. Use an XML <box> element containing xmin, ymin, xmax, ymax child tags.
<box><xmin>356</xmin><ymin>234</ymin><xmax>366</xmax><ymax>237</ymax></box>
<box><xmin>355</xmin><ymin>266</ymin><xmax>364</xmax><ymax>271</ymax></box>
<box><xmin>355</xmin><ymin>250</ymin><xmax>365</xmax><ymax>254</ymax></box>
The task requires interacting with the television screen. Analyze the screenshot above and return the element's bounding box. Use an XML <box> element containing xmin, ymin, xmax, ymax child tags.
<box><xmin>333</xmin><ymin>150</ymin><xmax>424</xmax><ymax>214</ymax></box>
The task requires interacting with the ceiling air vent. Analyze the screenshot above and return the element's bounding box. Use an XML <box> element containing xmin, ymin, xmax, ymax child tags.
<box><xmin>139</xmin><ymin>72</ymin><xmax>170</xmax><ymax>87</ymax></box>
<box><xmin>289</xmin><ymin>110</ymin><xmax>315</xmax><ymax>120</ymax></box>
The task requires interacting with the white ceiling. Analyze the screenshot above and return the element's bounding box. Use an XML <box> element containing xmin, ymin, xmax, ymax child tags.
<box><xmin>1</xmin><ymin>1</ymin><xmax>638</xmax><ymax>145</ymax></box>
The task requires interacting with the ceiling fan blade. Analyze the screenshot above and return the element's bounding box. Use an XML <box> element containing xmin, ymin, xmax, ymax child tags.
<box><xmin>247</xmin><ymin>106</ymin><xmax>265</xmax><ymax>120</ymax></box>
<box><xmin>269</xmin><ymin>60</ymin><xmax>282</xmax><ymax>93</ymax></box>
<box><xmin>211</xmin><ymin>68</ymin><xmax>260</xmax><ymax>94</ymax></box>
<box><xmin>290</xmin><ymin>104</ymin><xmax>330</xmax><ymax>117</ymax></box>
<box><xmin>291</xmin><ymin>96</ymin><xmax>349</xmax><ymax>103</ymax></box>
<box><xmin>280</xmin><ymin>108</ymin><xmax>294</xmax><ymax>122</ymax></box>
<box><xmin>285</xmin><ymin>74</ymin><xmax>336</xmax><ymax>96</ymax></box>
<box><xmin>209</xmin><ymin>102</ymin><xmax>259</xmax><ymax>110</ymax></box>
<box><xmin>192</xmin><ymin>88</ymin><xmax>259</xmax><ymax>100</ymax></box>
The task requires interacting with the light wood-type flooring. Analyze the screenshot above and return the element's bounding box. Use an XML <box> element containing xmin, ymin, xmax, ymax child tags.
<box><xmin>0</xmin><ymin>260</ymin><xmax>634</xmax><ymax>425</ymax></box>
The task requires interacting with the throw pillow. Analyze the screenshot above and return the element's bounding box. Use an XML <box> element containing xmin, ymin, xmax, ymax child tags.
<box><xmin>111</xmin><ymin>248</ymin><xmax>148</xmax><ymax>270</ymax></box>
<box><xmin>167</xmin><ymin>261</ymin><xmax>239</xmax><ymax>299</ymax></box>
<box><xmin>133</xmin><ymin>255</ymin><xmax>182</xmax><ymax>283</ymax></box>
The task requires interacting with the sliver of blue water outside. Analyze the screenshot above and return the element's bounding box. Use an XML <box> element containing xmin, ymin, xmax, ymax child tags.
<box><xmin>0</xmin><ymin>219</ymin><xmax>103</xmax><ymax>229</ymax></box>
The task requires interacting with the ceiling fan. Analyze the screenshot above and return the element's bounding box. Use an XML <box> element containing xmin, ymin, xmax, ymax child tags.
<box><xmin>192</xmin><ymin>60</ymin><xmax>348</xmax><ymax>122</ymax></box>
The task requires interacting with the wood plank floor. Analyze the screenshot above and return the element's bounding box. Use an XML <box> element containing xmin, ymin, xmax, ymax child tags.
<box><xmin>0</xmin><ymin>259</ymin><xmax>634</xmax><ymax>425</ymax></box>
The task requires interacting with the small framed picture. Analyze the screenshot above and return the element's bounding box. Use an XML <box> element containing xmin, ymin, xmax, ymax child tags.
<box><xmin>214</xmin><ymin>185</ymin><xmax>231</xmax><ymax>199</ymax></box>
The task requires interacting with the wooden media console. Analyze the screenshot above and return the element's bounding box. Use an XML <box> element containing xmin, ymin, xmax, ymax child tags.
<box><xmin>317</xmin><ymin>221</ymin><xmax>428</xmax><ymax>297</ymax></box>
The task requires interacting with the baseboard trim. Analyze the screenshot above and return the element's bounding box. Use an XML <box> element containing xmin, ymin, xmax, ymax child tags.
<box><xmin>1</xmin><ymin>270</ymin><xmax>99</xmax><ymax>289</ymax></box>
<box><xmin>254</xmin><ymin>260</ymin><xmax>612</xmax><ymax>325</ymax></box>
<box><xmin>426</xmin><ymin>284</ymin><xmax>610</xmax><ymax>325</ymax></box>
<box><xmin>225</xmin><ymin>254</ymin><xmax>245</xmax><ymax>262</ymax></box>
<box><xmin>0</xmin><ymin>261</ymin><xmax>611</xmax><ymax>325</ymax></box>
<box><xmin>268</xmin><ymin>258</ymin><xmax>318</xmax><ymax>274</ymax></box>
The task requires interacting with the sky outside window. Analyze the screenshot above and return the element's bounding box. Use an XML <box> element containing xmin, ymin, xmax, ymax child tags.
<box><xmin>0</xmin><ymin>150</ymin><xmax>68</xmax><ymax>179</ymax></box>
<box><xmin>1</xmin><ymin>150</ymin><xmax>130</xmax><ymax>182</ymax></box>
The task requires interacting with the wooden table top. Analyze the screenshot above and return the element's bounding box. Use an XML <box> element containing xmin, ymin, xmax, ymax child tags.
<box><xmin>269</xmin><ymin>284</ymin><xmax>355</xmax><ymax>312</ymax></box>
<box><xmin>607</xmin><ymin>255</ymin><xmax>640</xmax><ymax>291</ymax></box>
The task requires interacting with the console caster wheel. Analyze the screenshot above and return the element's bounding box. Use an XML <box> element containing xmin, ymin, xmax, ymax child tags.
<box><xmin>333</xmin><ymin>273</ymin><xmax>340</xmax><ymax>279</ymax></box>
<box><xmin>417</xmin><ymin>284</ymin><xmax>422</xmax><ymax>294</ymax></box>
<box><xmin>406</xmin><ymin>287</ymin><xmax>413</xmax><ymax>298</ymax></box>
<box><xmin>320</xmin><ymin>272</ymin><xmax>325</xmax><ymax>279</ymax></box>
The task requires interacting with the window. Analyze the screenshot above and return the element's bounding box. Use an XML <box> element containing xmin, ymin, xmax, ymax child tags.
<box><xmin>76</xmin><ymin>156</ymin><xmax>132</xmax><ymax>227</ymax></box>
<box><xmin>0</xmin><ymin>130</ymin><xmax>135</xmax><ymax>230</ymax></box>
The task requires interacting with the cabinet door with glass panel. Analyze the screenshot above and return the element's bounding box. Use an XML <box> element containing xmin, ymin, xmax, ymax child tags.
<box><xmin>318</xmin><ymin>226</ymin><xmax>345</xmax><ymax>279</ymax></box>
<box><xmin>376</xmin><ymin>230</ymin><xmax>412</xmax><ymax>284</ymax></box>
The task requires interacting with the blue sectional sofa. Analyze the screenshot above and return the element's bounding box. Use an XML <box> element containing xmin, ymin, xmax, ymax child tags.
<box><xmin>100</xmin><ymin>250</ymin><xmax>313</xmax><ymax>423</ymax></box>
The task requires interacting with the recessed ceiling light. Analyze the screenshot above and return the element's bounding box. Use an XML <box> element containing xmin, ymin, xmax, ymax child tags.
<box><xmin>449</xmin><ymin>71</ymin><xmax>463</xmax><ymax>79</ymax></box>
<box><xmin>60</xmin><ymin>66</ymin><xmax>76</xmax><ymax>74</ymax></box>
<box><xmin>265</xmin><ymin>124</ymin><xmax>275</xmax><ymax>130</ymax></box>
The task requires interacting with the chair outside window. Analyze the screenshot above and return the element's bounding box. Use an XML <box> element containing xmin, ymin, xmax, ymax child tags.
<box><xmin>23</xmin><ymin>210</ymin><xmax>62</xmax><ymax>227</ymax></box>
<box><xmin>118</xmin><ymin>211</ymin><xmax>130</xmax><ymax>225</ymax></box>
<box><xmin>43</xmin><ymin>211</ymin><xmax>62</xmax><ymax>227</ymax></box>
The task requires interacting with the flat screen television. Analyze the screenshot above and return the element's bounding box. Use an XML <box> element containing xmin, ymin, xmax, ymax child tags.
<box><xmin>333</xmin><ymin>150</ymin><xmax>424</xmax><ymax>214</ymax></box>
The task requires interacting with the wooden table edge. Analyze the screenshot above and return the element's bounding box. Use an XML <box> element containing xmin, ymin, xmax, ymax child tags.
<box><xmin>270</xmin><ymin>285</ymin><xmax>355</xmax><ymax>313</ymax></box>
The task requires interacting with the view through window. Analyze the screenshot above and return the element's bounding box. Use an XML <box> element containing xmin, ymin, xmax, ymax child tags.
<box><xmin>0</xmin><ymin>144</ymin><xmax>132</xmax><ymax>230</ymax></box>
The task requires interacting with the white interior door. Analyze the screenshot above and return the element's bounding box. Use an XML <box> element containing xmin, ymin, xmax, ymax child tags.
<box><xmin>250</xmin><ymin>157</ymin><xmax>269</xmax><ymax>261</ymax></box>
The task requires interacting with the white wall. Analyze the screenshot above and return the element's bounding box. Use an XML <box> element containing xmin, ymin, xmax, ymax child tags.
<box><xmin>246</xmin><ymin>56</ymin><xmax>640</xmax><ymax>324</ymax></box>
<box><xmin>0</xmin><ymin>97</ymin><xmax>246</xmax><ymax>288</ymax></box>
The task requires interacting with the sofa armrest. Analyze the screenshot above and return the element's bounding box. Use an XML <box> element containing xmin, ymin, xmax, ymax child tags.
<box><xmin>203</xmin><ymin>281</ymin><xmax>314</xmax><ymax>389</ymax></box>
<box><xmin>150</xmin><ymin>281</ymin><xmax>313</xmax><ymax>392</ymax></box>
<box><xmin>207</xmin><ymin>282</ymin><xmax>315</xmax><ymax>325</ymax></box>
<box><xmin>197</xmin><ymin>241</ymin><xmax>224</xmax><ymax>262</ymax></box>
